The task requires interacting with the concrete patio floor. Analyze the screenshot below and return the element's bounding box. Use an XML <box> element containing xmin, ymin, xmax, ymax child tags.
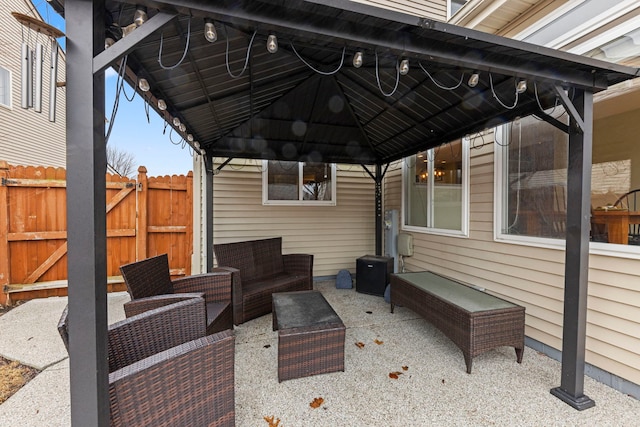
<box><xmin>0</xmin><ymin>281</ymin><xmax>638</xmax><ymax>426</ymax></box>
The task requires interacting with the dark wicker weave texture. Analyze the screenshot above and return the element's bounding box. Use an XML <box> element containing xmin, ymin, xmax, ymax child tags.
<box><xmin>390</xmin><ymin>273</ymin><xmax>525</xmax><ymax>374</ymax></box>
<box><xmin>58</xmin><ymin>298</ymin><xmax>236</xmax><ymax>427</ymax></box>
<box><xmin>120</xmin><ymin>254</ymin><xmax>233</xmax><ymax>334</ymax></box>
<box><xmin>272</xmin><ymin>291</ymin><xmax>345</xmax><ymax>382</ymax></box>
<box><xmin>213</xmin><ymin>237</ymin><xmax>313</xmax><ymax>325</ymax></box>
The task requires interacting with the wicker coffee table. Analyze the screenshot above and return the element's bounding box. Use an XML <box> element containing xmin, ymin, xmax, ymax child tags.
<box><xmin>272</xmin><ymin>290</ymin><xmax>346</xmax><ymax>382</ymax></box>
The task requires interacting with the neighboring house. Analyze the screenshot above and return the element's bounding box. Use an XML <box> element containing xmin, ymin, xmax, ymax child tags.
<box><xmin>0</xmin><ymin>0</ymin><xmax>66</xmax><ymax>168</ymax></box>
<box><xmin>200</xmin><ymin>0</ymin><xmax>640</xmax><ymax>398</ymax></box>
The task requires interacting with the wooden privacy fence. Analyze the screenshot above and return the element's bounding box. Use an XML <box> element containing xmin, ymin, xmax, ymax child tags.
<box><xmin>0</xmin><ymin>161</ymin><xmax>193</xmax><ymax>305</ymax></box>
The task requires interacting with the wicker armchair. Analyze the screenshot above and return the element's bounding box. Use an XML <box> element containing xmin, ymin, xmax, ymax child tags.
<box><xmin>119</xmin><ymin>254</ymin><xmax>233</xmax><ymax>334</ymax></box>
<box><xmin>57</xmin><ymin>297</ymin><xmax>235</xmax><ymax>427</ymax></box>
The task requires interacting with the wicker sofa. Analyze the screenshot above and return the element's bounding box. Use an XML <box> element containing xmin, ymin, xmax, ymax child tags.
<box><xmin>58</xmin><ymin>297</ymin><xmax>235</xmax><ymax>427</ymax></box>
<box><xmin>213</xmin><ymin>237</ymin><xmax>313</xmax><ymax>325</ymax></box>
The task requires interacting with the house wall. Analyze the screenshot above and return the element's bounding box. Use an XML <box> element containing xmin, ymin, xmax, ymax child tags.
<box><xmin>0</xmin><ymin>0</ymin><xmax>66</xmax><ymax>168</ymax></box>
<box><xmin>211</xmin><ymin>160</ymin><xmax>376</xmax><ymax>277</ymax></box>
<box><xmin>383</xmin><ymin>130</ymin><xmax>640</xmax><ymax>390</ymax></box>
<box><xmin>349</xmin><ymin>0</ymin><xmax>447</xmax><ymax>20</ymax></box>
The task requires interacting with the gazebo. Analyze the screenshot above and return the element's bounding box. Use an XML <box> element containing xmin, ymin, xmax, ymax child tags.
<box><xmin>48</xmin><ymin>0</ymin><xmax>638</xmax><ymax>424</ymax></box>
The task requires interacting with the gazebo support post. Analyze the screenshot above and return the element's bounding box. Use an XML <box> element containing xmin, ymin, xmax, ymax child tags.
<box><xmin>550</xmin><ymin>88</ymin><xmax>596</xmax><ymax>410</ymax></box>
<box><xmin>65</xmin><ymin>0</ymin><xmax>109</xmax><ymax>425</ymax></box>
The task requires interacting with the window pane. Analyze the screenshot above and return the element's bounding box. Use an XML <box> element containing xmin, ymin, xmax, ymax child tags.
<box><xmin>433</xmin><ymin>140</ymin><xmax>463</xmax><ymax>231</ymax></box>
<box><xmin>404</xmin><ymin>153</ymin><xmax>429</xmax><ymax>227</ymax></box>
<box><xmin>0</xmin><ymin>67</ymin><xmax>10</xmax><ymax>107</ymax></box>
<box><xmin>302</xmin><ymin>162</ymin><xmax>332</xmax><ymax>201</ymax></box>
<box><xmin>268</xmin><ymin>160</ymin><xmax>298</xmax><ymax>200</ymax></box>
<box><xmin>502</xmin><ymin>115</ymin><xmax>568</xmax><ymax>239</ymax></box>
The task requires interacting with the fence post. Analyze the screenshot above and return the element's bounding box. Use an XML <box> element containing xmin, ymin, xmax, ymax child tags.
<box><xmin>186</xmin><ymin>171</ymin><xmax>193</xmax><ymax>276</ymax></box>
<box><xmin>136</xmin><ymin>166</ymin><xmax>148</xmax><ymax>261</ymax></box>
<box><xmin>0</xmin><ymin>161</ymin><xmax>9</xmax><ymax>305</ymax></box>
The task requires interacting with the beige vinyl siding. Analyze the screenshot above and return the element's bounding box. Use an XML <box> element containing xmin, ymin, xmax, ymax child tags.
<box><xmin>0</xmin><ymin>0</ymin><xmax>66</xmax><ymax>168</ymax></box>
<box><xmin>212</xmin><ymin>160</ymin><xmax>376</xmax><ymax>277</ymax></box>
<box><xmin>384</xmin><ymin>134</ymin><xmax>640</xmax><ymax>387</ymax></box>
<box><xmin>349</xmin><ymin>0</ymin><xmax>447</xmax><ymax>20</ymax></box>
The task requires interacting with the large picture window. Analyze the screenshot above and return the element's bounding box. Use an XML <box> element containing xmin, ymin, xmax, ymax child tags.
<box><xmin>0</xmin><ymin>67</ymin><xmax>11</xmax><ymax>108</ymax></box>
<box><xmin>497</xmin><ymin>115</ymin><xmax>569</xmax><ymax>241</ymax></box>
<box><xmin>402</xmin><ymin>138</ymin><xmax>469</xmax><ymax>235</ymax></box>
<box><xmin>496</xmin><ymin>107</ymin><xmax>640</xmax><ymax>249</ymax></box>
<box><xmin>263</xmin><ymin>160</ymin><xmax>336</xmax><ymax>205</ymax></box>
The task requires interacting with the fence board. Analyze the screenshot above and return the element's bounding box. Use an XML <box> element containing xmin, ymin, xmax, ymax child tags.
<box><xmin>0</xmin><ymin>162</ymin><xmax>193</xmax><ymax>305</ymax></box>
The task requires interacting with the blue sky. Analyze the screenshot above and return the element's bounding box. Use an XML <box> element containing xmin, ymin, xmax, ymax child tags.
<box><xmin>35</xmin><ymin>1</ymin><xmax>194</xmax><ymax>177</ymax></box>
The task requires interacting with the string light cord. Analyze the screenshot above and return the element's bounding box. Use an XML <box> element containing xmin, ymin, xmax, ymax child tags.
<box><xmin>291</xmin><ymin>44</ymin><xmax>345</xmax><ymax>76</ymax></box>
<box><xmin>418</xmin><ymin>62</ymin><xmax>464</xmax><ymax>90</ymax></box>
<box><xmin>375</xmin><ymin>51</ymin><xmax>400</xmax><ymax>97</ymax></box>
<box><xmin>225</xmin><ymin>28</ymin><xmax>258</xmax><ymax>78</ymax></box>
<box><xmin>158</xmin><ymin>16</ymin><xmax>191</xmax><ymax>70</ymax></box>
<box><xmin>489</xmin><ymin>73</ymin><xmax>518</xmax><ymax>110</ymax></box>
<box><xmin>105</xmin><ymin>55</ymin><xmax>129</xmax><ymax>144</ymax></box>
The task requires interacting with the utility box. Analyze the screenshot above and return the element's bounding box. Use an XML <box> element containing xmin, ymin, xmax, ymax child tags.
<box><xmin>356</xmin><ymin>255</ymin><xmax>393</xmax><ymax>297</ymax></box>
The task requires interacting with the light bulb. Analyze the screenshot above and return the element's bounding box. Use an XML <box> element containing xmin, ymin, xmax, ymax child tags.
<box><xmin>138</xmin><ymin>78</ymin><xmax>150</xmax><ymax>92</ymax></box>
<box><xmin>105</xmin><ymin>37</ymin><xmax>115</xmax><ymax>50</ymax></box>
<box><xmin>267</xmin><ymin>34</ymin><xmax>278</xmax><ymax>53</ymax></box>
<box><xmin>353</xmin><ymin>51</ymin><xmax>363</xmax><ymax>68</ymax></box>
<box><xmin>399</xmin><ymin>59</ymin><xmax>409</xmax><ymax>75</ymax></box>
<box><xmin>134</xmin><ymin>6</ymin><xmax>147</xmax><ymax>27</ymax></box>
<box><xmin>204</xmin><ymin>19</ymin><xmax>217</xmax><ymax>43</ymax></box>
<box><xmin>187</xmin><ymin>134</ymin><xmax>194</xmax><ymax>142</ymax></box>
<box><xmin>468</xmin><ymin>72</ymin><xmax>479</xmax><ymax>88</ymax></box>
<box><xmin>179</xmin><ymin>123</ymin><xmax>186</xmax><ymax>132</ymax></box>
<box><xmin>193</xmin><ymin>141</ymin><xmax>200</xmax><ymax>149</ymax></box>
<box><xmin>516</xmin><ymin>79</ymin><xmax>527</xmax><ymax>94</ymax></box>
<box><xmin>173</xmin><ymin>117</ymin><xmax>181</xmax><ymax>127</ymax></box>
<box><xmin>157</xmin><ymin>99</ymin><xmax>167</xmax><ymax>111</ymax></box>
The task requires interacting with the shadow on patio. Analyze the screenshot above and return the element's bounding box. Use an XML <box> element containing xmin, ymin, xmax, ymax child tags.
<box><xmin>0</xmin><ymin>280</ymin><xmax>638</xmax><ymax>426</ymax></box>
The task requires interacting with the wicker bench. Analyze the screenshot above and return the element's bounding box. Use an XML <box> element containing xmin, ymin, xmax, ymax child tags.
<box><xmin>213</xmin><ymin>237</ymin><xmax>314</xmax><ymax>325</ymax></box>
<box><xmin>390</xmin><ymin>271</ymin><xmax>525</xmax><ymax>373</ymax></box>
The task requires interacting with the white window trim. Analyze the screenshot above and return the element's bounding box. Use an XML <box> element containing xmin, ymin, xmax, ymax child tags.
<box><xmin>493</xmin><ymin>124</ymin><xmax>640</xmax><ymax>258</ymax></box>
<box><xmin>0</xmin><ymin>66</ymin><xmax>12</xmax><ymax>110</ymax></box>
<box><xmin>262</xmin><ymin>160</ymin><xmax>337</xmax><ymax>206</ymax></box>
<box><xmin>401</xmin><ymin>138</ymin><xmax>470</xmax><ymax>238</ymax></box>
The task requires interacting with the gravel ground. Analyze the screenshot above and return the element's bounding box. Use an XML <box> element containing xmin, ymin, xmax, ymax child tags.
<box><xmin>234</xmin><ymin>281</ymin><xmax>640</xmax><ymax>427</ymax></box>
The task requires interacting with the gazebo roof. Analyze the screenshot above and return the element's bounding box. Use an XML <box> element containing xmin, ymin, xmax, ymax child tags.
<box><xmin>49</xmin><ymin>0</ymin><xmax>638</xmax><ymax>165</ymax></box>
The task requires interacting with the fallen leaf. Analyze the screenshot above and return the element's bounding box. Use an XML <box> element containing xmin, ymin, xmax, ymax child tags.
<box><xmin>374</xmin><ymin>339</ymin><xmax>384</xmax><ymax>345</ymax></box>
<box><xmin>355</xmin><ymin>342</ymin><xmax>365</xmax><ymax>349</ymax></box>
<box><xmin>310</xmin><ymin>397</ymin><xmax>324</xmax><ymax>408</ymax></box>
<box><xmin>263</xmin><ymin>344</ymin><xmax>271</xmax><ymax>349</ymax></box>
<box><xmin>264</xmin><ymin>415</ymin><xmax>281</xmax><ymax>426</ymax></box>
<box><xmin>389</xmin><ymin>371</ymin><xmax>403</xmax><ymax>379</ymax></box>
<box><xmin>402</xmin><ymin>366</ymin><xmax>409</xmax><ymax>371</ymax></box>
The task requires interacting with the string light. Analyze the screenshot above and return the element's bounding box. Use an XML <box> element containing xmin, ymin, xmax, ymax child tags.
<box><xmin>267</xmin><ymin>34</ymin><xmax>278</xmax><ymax>53</ymax></box>
<box><xmin>204</xmin><ymin>19</ymin><xmax>217</xmax><ymax>43</ymax></box>
<box><xmin>133</xmin><ymin>6</ymin><xmax>147</xmax><ymax>27</ymax></box>
<box><xmin>157</xmin><ymin>99</ymin><xmax>167</xmax><ymax>111</ymax></box>
<box><xmin>353</xmin><ymin>51</ymin><xmax>363</xmax><ymax>68</ymax></box>
<box><xmin>468</xmin><ymin>71</ymin><xmax>479</xmax><ymax>87</ymax></box>
<box><xmin>516</xmin><ymin>79</ymin><xmax>527</xmax><ymax>94</ymax></box>
<box><xmin>399</xmin><ymin>59</ymin><xmax>409</xmax><ymax>75</ymax></box>
<box><xmin>138</xmin><ymin>78</ymin><xmax>150</xmax><ymax>92</ymax></box>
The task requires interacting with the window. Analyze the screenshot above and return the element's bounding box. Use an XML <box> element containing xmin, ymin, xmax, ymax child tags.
<box><xmin>496</xmin><ymin>115</ymin><xmax>569</xmax><ymax>242</ymax></box>
<box><xmin>263</xmin><ymin>160</ymin><xmax>336</xmax><ymax>205</ymax></box>
<box><xmin>0</xmin><ymin>67</ymin><xmax>11</xmax><ymax>108</ymax></box>
<box><xmin>402</xmin><ymin>138</ymin><xmax>469</xmax><ymax>235</ymax></box>
<box><xmin>496</xmin><ymin>108</ymin><xmax>640</xmax><ymax>248</ymax></box>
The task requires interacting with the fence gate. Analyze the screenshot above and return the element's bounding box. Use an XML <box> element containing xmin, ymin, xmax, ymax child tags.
<box><xmin>0</xmin><ymin>162</ymin><xmax>193</xmax><ymax>305</ymax></box>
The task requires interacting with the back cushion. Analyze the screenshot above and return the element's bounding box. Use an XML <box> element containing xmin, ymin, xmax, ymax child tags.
<box><xmin>252</xmin><ymin>238</ymin><xmax>284</xmax><ymax>279</ymax></box>
<box><xmin>214</xmin><ymin>238</ymin><xmax>284</xmax><ymax>282</ymax></box>
<box><xmin>120</xmin><ymin>254</ymin><xmax>174</xmax><ymax>299</ymax></box>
